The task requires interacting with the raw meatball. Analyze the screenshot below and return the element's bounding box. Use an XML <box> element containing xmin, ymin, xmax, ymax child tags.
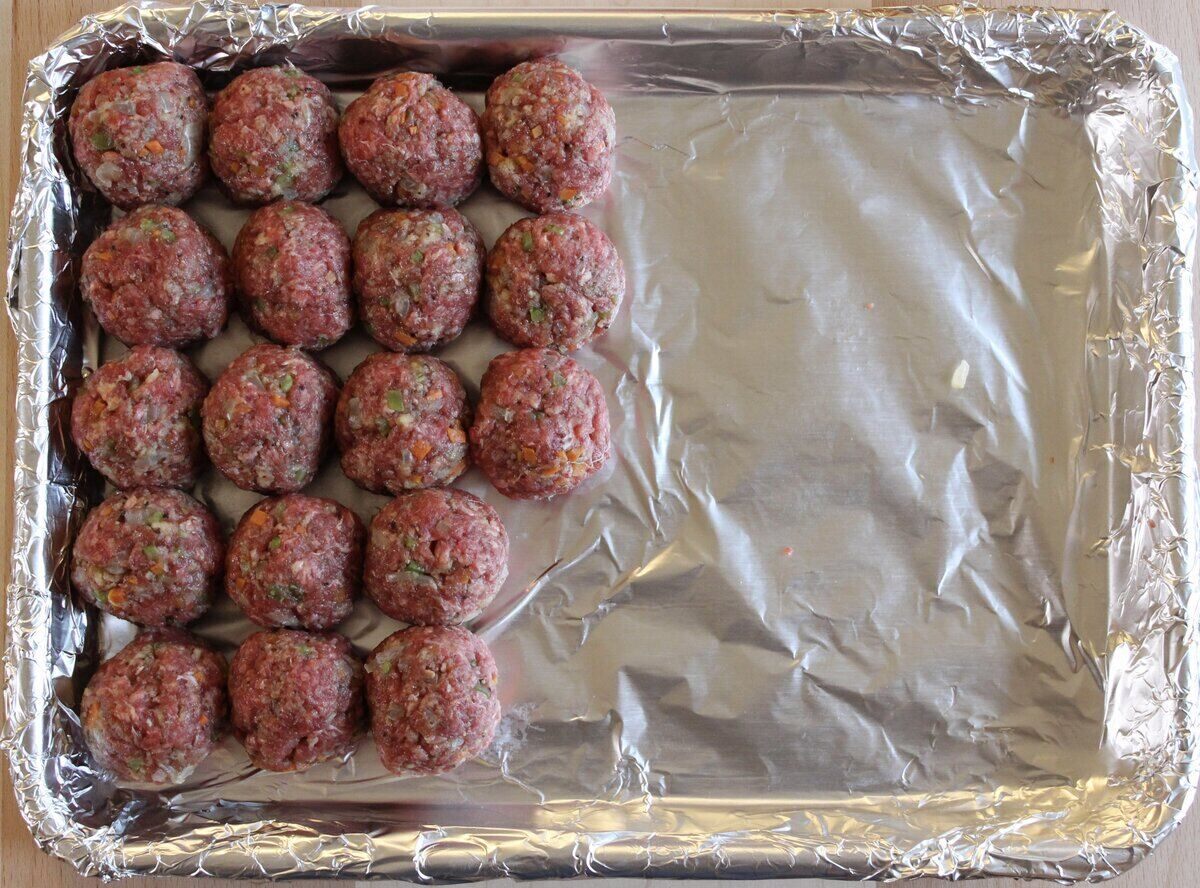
<box><xmin>69</xmin><ymin>62</ymin><xmax>208</xmax><ymax>210</ymax></box>
<box><xmin>365</xmin><ymin>625</ymin><xmax>500</xmax><ymax>776</ymax></box>
<box><xmin>486</xmin><ymin>213</ymin><xmax>624</xmax><ymax>351</ymax></box>
<box><xmin>233</xmin><ymin>201</ymin><xmax>353</xmax><ymax>349</ymax></box>
<box><xmin>71</xmin><ymin>346</ymin><xmax>207</xmax><ymax>489</ymax></box>
<box><xmin>481</xmin><ymin>59</ymin><xmax>616</xmax><ymax>213</ymax></box>
<box><xmin>209</xmin><ymin>66</ymin><xmax>342</xmax><ymax>205</ymax></box>
<box><xmin>470</xmin><ymin>348</ymin><xmax>610</xmax><ymax>499</ymax></box>
<box><xmin>226</xmin><ymin>495</ymin><xmax>364</xmax><ymax>630</ymax></box>
<box><xmin>71</xmin><ymin>488</ymin><xmax>223</xmax><ymax>627</ymax></box>
<box><xmin>228</xmin><ymin>629</ymin><xmax>364</xmax><ymax>772</ymax></box>
<box><xmin>354</xmin><ymin>207</ymin><xmax>483</xmax><ymax>352</ymax></box>
<box><xmin>81</xmin><ymin>627</ymin><xmax>227</xmax><ymax>783</ymax></box>
<box><xmin>339</xmin><ymin>72</ymin><xmax>482</xmax><ymax>207</ymax></box>
<box><xmin>80</xmin><ymin>205</ymin><xmax>232</xmax><ymax>348</ymax></box>
<box><xmin>336</xmin><ymin>353</ymin><xmax>469</xmax><ymax>494</ymax></box>
<box><xmin>365</xmin><ymin>489</ymin><xmax>508</xmax><ymax>625</ymax></box>
<box><xmin>202</xmin><ymin>344</ymin><xmax>338</xmax><ymax>493</ymax></box>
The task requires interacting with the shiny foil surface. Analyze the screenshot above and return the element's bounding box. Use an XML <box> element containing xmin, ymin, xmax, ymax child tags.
<box><xmin>5</xmin><ymin>1</ymin><xmax>1198</xmax><ymax>881</ymax></box>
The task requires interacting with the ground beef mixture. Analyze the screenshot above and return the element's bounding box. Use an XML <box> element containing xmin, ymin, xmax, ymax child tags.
<box><xmin>69</xmin><ymin>61</ymin><xmax>208</xmax><ymax>209</ymax></box>
<box><xmin>481</xmin><ymin>59</ymin><xmax>616</xmax><ymax>213</ymax></box>
<box><xmin>336</xmin><ymin>352</ymin><xmax>470</xmax><ymax>494</ymax></box>
<box><xmin>80</xmin><ymin>205</ymin><xmax>231</xmax><ymax>347</ymax></box>
<box><xmin>470</xmin><ymin>348</ymin><xmax>610</xmax><ymax>499</ymax></box>
<box><xmin>365</xmin><ymin>625</ymin><xmax>500</xmax><ymax>776</ymax></box>
<box><xmin>339</xmin><ymin>72</ymin><xmax>482</xmax><ymax>207</ymax></box>
<box><xmin>228</xmin><ymin>628</ymin><xmax>364</xmax><ymax>772</ymax></box>
<box><xmin>202</xmin><ymin>344</ymin><xmax>339</xmax><ymax>493</ymax></box>
<box><xmin>365</xmin><ymin>489</ymin><xmax>508</xmax><ymax>626</ymax></box>
<box><xmin>233</xmin><ymin>200</ymin><xmax>353</xmax><ymax>349</ymax></box>
<box><xmin>81</xmin><ymin>627</ymin><xmax>227</xmax><ymax>783</ymax></box>
<box><xmin>209</xmin><ymin>65</ymin><xmax>342</xmax><ymax>205</ymax></box>
<box><xmin>71</xmin><ymin>487</ymin><xmax>223</xmax><ymax>627</ymax></box>
<box><xmin>486</xmin><ymin>212</ymin><xmax>624</xmax><ymax>351</ymax></box>
<box><xmin>226</xmin><ymin>494</ymin><xmax>364</xmax><ymax>630</ymax></box>
<box><xmin>354</xmin><ymin>207</ymin><xmax>484</xmax><ymax>352</ymax></box>
<box><xmin>71</xmin><ymin>346</ymin><xmax>208</xmax><ymax>489</ymax></box>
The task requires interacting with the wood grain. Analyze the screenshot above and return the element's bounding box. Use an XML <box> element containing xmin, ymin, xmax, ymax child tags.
<box><xmin>2</xmin><ymin>1</ymin><xmax>1197</xmax><ymax>886</ymax></box>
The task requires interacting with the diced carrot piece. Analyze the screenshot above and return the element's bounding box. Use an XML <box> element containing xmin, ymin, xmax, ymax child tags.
<box><xmin>144</xmin><ymin>139</ymin><xmax>165</xmax><ymax>154</ymax></box>
<box><xmin>520</xmin><ymin>446</ymin><xmax>537</xmax><ymax>464</ymax></box>
<box><xmin>447</xmin><ymin>427</ymin><xmax>466</xmax><ymax>444</ymax></box>
<box><xmin>411</xmin><ymin>439</ymin><xmax>432</xmax><ymax>460</ymax></box>
<box><xmin>248</xmin><ymin>509</ymin><xmax>269</xmax><ymax>526</ymax></box>
<box><xmin>393</xmin><ymin>330</ymin><xmax>417</xmax><ymax>346</ymax></box>
<box><xmin>566</xmin><ymin>447</ymin><xmax>584</xmax><ymax>460</ymax></box>
<box><xmin>270</xmin><ymin>394</ymin><xmax>289</xmax><ymax>408</ymax></box>
<box><xmin>107</xmin><ymin>587</ymin><xmax>128</xmax><ymax>606</ymax></box>
<box><xmin>559</xmin><ymin>188</ymin><xmax>579</xmax><ymax>202</ymax></box>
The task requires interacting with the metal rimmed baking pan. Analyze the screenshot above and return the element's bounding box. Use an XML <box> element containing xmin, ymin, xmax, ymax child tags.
<box><xmin>5</xmin><ymin>2</ymin><xmax>1197</xmax><ymax>880</ymax></box>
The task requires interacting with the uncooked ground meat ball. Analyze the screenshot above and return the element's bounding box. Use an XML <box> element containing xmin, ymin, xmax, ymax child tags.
<box><xmin>71</xmin><ymin>346</ymin><xmax>207</xmax><ymax>489</ymax></box>
<box><xmin>486</xmin><ymin>212</ymin><xmax>624</xmax><ymax>351</ymax></box>
<box><xmin>470</xmin><ymin>348</ymin><xmax>610</xmax><ymax>499</ymax></box>
<box><xmin>228</xmin><ymin>629</ymin><xmax>364</xmax><ymax>772</ymax></box>
<box><xmin>202</xmin><ymin>344</ymin><xmax>339</xmax><ymax>493</ymax></box>
<box><xmin>80</xmin><ymin>205</ymin><xmax>231</xmax><ymax>348</ymax></box>
<box><xmin>233</xmin><ymin>201</ymin><xmax>353</xmax><ymax>349</ymax></box>
<box><xmin>365</xmin><ymin>625</ymin><xmax>500</xmax><ymax>776</ymax></box>
<box><xmin>226</xmin><ymin>495</ymin><xmax>364</xmax><ymax>630</ymax></box>
<box><xmin>209</xmin><ymin>65</ymin><xmax>342</xmax><ymax>205</ymax></box>
<box><xmin>339</xmin><ymin>72</ymin><xmax>482</xmax><ymax>207</ymax></box>
<box><xmin>365</xmin><ymin>489</ymin><xmax>508</xmax><ymax>626</ymax></box>
<box><xmin>81</xmin><ymin>627</ymin><xmax>227</xmax><ymax>783</ymax></box>
<box><xmin>69</xmin><ymin>61</ymin><xmax>208</xmax><ymax>210</ymax></box>
<box><xmin>481</xmin><ymin>59</ymin><xmax>616</xmax><ymax>213</ymax></box>
<box><xmin>70</xmin><ymin>488</ymin><xmax>223</xmax><ymax>627</ymax></box>
<box><xmin>353</xmin><ymin>207</ymin><xmax>484</xmax><ymax>352</ymax></box>
<box><xmin>336</xmin><ymin>352</ymin><xmax>470</xmax><ymax>494</ymax></box>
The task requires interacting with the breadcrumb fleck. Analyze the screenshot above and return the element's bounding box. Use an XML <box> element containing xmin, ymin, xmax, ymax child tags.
<box><xmin>950</xmin><ymin>360</ymin><xmax>970</xmax><ymax>390</ymax></box>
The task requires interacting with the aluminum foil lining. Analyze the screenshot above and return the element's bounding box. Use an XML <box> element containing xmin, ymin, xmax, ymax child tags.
<box><xmin>5</xmin><ymin>1</ymin><xmax>1198</xmax><ymax>881</ymax></box>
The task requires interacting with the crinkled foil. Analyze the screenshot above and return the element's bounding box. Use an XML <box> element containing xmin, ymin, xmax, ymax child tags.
<box><xmin>4</xmin><ymin>1</ymin><xmax>1198</xmax><ymax>881</ymax></box>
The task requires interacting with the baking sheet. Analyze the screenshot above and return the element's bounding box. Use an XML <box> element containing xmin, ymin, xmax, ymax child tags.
<box><xmin>5</xmin><ymin>2</ymin><xmax>1199</xmax><ymax>881</ymax></box>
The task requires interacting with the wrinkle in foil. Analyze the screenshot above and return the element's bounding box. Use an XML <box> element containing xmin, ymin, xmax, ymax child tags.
<box><xmin>4</xmin><ymin>2</ymin><xmax>1198</xmax><ymax>882</ymax></box>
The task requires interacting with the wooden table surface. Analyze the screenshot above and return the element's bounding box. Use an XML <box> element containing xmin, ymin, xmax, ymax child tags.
<box><xmin>3</xmin><ymin>0</ymin><xmax>1198</xmax><ymax>885</ymax></box>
